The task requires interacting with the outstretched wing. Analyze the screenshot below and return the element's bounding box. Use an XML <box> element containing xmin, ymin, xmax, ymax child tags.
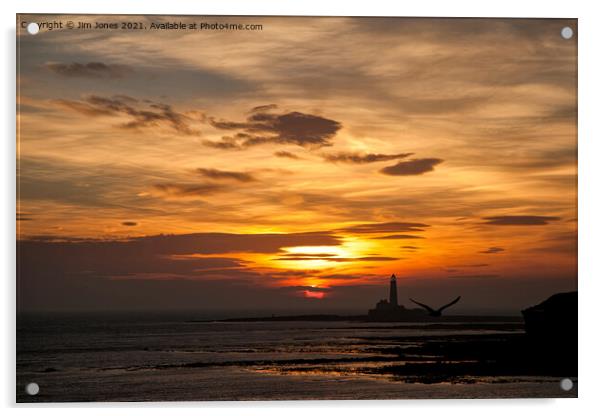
<box><xmin>410</xmin><ymin>298</ymin><xmax>435</xmax><ymax>313</ymax></box>
<box><xmin>437</xmin><ymin>296</ymin><xmax>461</xmax><ymax>313</ymax></box>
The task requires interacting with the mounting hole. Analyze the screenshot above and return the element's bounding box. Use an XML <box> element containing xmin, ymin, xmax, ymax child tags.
<box><xmin>26</xmin><ymin>22</ymin><xmax>40</xmax><ymax>35</ymax></box>
<box><xmin>25</xmin><ymin>382</ymin><xmax>39</xmax><ymax>396</ymax></box>
<box><xmin>561</xmin><ymin>26</ymin><xmax>574</xmax><ymax>40</ymax></box>
<box><xmin>560</xmin><ymin>378</ymin><xmax>574</xmax><ymax>391</ymax></box>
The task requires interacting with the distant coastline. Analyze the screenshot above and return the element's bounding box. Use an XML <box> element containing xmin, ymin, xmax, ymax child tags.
<box><xmin>189</xmin><ymin>314</ymin><xmax>523</xmax><ymax>323</ymax></box>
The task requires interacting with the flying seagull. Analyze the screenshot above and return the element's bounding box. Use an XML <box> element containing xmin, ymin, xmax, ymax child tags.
<box><xmin>409</xmin><ymin>296</ymin><xmax>461</xmax><ymax>317</ymax></box>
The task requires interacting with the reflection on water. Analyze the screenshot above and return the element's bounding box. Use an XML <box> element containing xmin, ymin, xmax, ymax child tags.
<box><xmin>16</xmin><ymin>315</ymin><xmax>575</xmax><ymax>402</ymax></box>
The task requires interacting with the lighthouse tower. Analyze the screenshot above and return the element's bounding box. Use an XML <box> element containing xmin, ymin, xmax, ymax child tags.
<box><xmin>368</xmin><ymin>273</ymin><xmax>417</xmax><ymax>321</ymax></box>
<box><xmin>389</xmin><ymin>274</ymin><xmax>398</xmax><ymax>306</ymax></box>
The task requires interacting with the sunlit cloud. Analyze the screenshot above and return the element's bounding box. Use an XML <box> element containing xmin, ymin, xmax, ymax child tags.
<box><xmin>16</xmin><ymin>15</ymin><xmax>577</xmax><ymax>312</ymax></box>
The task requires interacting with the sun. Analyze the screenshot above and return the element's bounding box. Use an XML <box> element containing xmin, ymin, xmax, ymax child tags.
<box><xmin>302</xmin><ymin>290</ymin><xmax>326</xmax><ymax>299</ymax></box>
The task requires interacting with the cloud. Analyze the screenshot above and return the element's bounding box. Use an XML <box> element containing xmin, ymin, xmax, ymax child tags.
<box><xmin>322</xmin><ymin>152</ymin><xmax>413</xmax><ymax>164</ymax></box>
<box><xmin>19</xmin><ymin>238</ymin><xmax>252</xmax><ymax>279</ymax></box>
<box><xmin>527</xmin><ymin>231</ymin><xmax>577</xmax><ymax>255</ymax></box>
<box><xmin>20</xmin><ymin>231</ymin><xmax>342</xmax><ymax>258</ymax></box>
<box><xmin>151</xmin><ymin>183</ymin><xmax>225</xmax><ymax>199</ymax></box>
<box><xmin>17</xmin><ymin>212</ymin><xmax>33</xmax><ymax>221</ymax></box>
<box><xmin>17</xmin><ymin>231</ymin><xmax>345</xmax><ymax>311</ymax></box>
<box><xmin>277</xmin><ymin>253</ymin><xmax>338</xmax><ymax>258</ymax></box>
<box><xmin>206</xmin><ymin>107</ymin><xmax>342</xmax><ymax>149</ymax></box>
<box><xmin>202</xmin><ymin>137</ymin><xmax>241</xmax><ymax>150</ymax></box>
<box><xmin>285</xmin><ymin>285</ymin><xmax>332</xmax><ymax>293</ymax></box>
<box><xmin>447</xmin><ymin>274</ymin><xmax>500</xmax><ymax>279</ymax></box>
<box><xmin>380</xmin><ymin>158</ymin><xmax>444</xmax><ymax>176</ymax></box>
<box><xmin>274</xmin><ymin>255</ymin><xmax>399</xmax><ymax>262</ymax></box>
<box><xmin>121</xmin><ymin>221</ymin><xmax>138</xmax><ymax>226</ymax></box>
<box><xmin>372</xmin><ymin>235</ymin><xmax>425</xmax><ymax>240</ymax></box>
<box><xmin>249</xmin><ymin>104</ymin><xmax>278</xmax><ymax>113</ymax></box>
<box><xmin>339</xmin><ymin>221</ymin><xmax>428</xmax><ymax>234</ymax></box>
<box><xmin>55</xmin><ymin>95</ymin><xmax>199</xmax><ymax>135</ymax></box>
<box><xmin>479</xmin><ymin>247</ymin><xmax>505</xmax><ymax>254</ymax></box>
<box><xmin>448</xmin><ymin>263</ymin><xmax>489</xmax><ymax>268</ymax></box>
<box><xmin>482</xmin><ymin>215</ymin><xmax>561</xmax><ymax>225</ymax></box>
<box><xmin>274</xmin><ymin>151</ymin><xmax>301</xmax><ymax>159</ymax></box>
<box><xmin>45</xmin><ymin>61</ymin><xmax>132</xmax><ymax>78</ymax></box>
<box><xmin>196</xmin><ymin>168</ymin><xmax>255</xmax><ymax>183</ymax></box>
<box><xmin>19</xmin><ymin>169</ymin><xmax>120</xmax><ymax>208</ymax></box>
<box><xmin>356</xmin><ymin>256</ymin><xmax>400</xmax><ymax>261</ymax></box>
<box><xmin>316</xmin><ymin>273</ymin><xmax>375</xmax><ymax>281</ymax></box>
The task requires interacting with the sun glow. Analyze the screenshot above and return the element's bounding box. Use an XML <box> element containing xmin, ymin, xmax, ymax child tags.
<box><xmin>284</xmin><ymin>245</ymin><xmax>349</xmax><ymax>256</ymax></box>
<box><xmin>275</xmin><ymin>245</ymin><xmax>351</xmax><ymax>269</ymax></box>
<box><xmin>302</xmin><ymin>290</ymin><xmax>325</xmax><ymax>299</ymax></box>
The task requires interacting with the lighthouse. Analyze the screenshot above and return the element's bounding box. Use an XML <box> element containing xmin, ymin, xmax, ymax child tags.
<box><xmin>368</xmin><ymin>274</ymin><xmax>421</xmax><ymax>321</ymax></box>
<box><xmin>389</xmin><ymin>274</ymin><xmax>398</xmax><ymax>306</ymax></box>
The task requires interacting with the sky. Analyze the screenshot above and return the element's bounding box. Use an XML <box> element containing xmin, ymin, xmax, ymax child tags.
<box><xmin>17</xmin><ymin>15</ymin><xmax>577</xmax><ymax>315</ymax></box>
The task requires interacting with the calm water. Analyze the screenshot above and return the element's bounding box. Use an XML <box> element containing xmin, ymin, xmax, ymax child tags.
<box><xmin>16</xmin><ymin>314</ymin><xmax>575</xmax><ymax>402</ymax></box>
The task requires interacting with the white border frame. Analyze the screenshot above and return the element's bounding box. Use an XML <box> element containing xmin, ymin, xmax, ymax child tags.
<box><xmin>3</xmin><ymin>1</ymin><xmax>601</xmax><ymax>415</ymax></box>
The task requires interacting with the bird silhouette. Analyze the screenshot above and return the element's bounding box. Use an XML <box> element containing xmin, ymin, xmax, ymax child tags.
<box><xmin>409</xmin><ymin>296</ymin><xmax>461</xmax><ymax>317</ymax></box>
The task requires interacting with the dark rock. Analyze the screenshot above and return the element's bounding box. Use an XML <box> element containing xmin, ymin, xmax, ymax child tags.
<box><xmin>521</xmin><ymin>291</ymin><xmax>577</xmax><ymax>376</ymax></box>
<box><xmin>522</xmin><ymin>291</ymin><xmax>577</xmax><ymax>341</ymax></box>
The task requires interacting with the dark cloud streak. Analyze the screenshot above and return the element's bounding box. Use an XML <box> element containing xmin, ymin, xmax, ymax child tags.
<box><xmin>206</xmin><ymin>107</ymin><xmax>342</xmax><ymax>149</ymax></box>
<box><xmin>196</xmin><ymin>168</ymin><xmax>256</xmax><ymax>183</ymax></box>
<box><xmin>55</xmin><ymin>95</ymin><xmax>199</xmax><ymax>135</ymax></box>
<box><xmin>274</xmin><ymin>151</ymin><xmax>301</xmax><ymax>159</ymax></box>
<box><xmin>380</xmin><ymin>158</ymin><xmax>444</xmax><ymax>176</ymax></box>
<box><xmin>45</xmin><ymin>61</ymin><xmax>132</xmax><ymax>78</ymax></box>
<box><xmin>372</xmin><ymin>234</ymin><xmax>425</xmax><ymax>240</ymax></box>
<box><xmin>479</xmin><ymin>247</ymin><xmax>505</xmax><ymax>254</ymax></box>
<box><xmin>17</xmin><ymin>213</ymin><xmax>33</xmax><ymax>221</ymax></box>
<box><xmin>340</xmin><ymin>221</ymin><xmax>428</xmax><ymax>234</ymax></box>
<box><xmin>482</xmin><ymin>215</ymin><xmax>561</xmax><ymax>225</ymax></box>
<box><xmin>323</xmin><ymin>152</ymin><xmax>413</xmax><ymax>164</ymax></box>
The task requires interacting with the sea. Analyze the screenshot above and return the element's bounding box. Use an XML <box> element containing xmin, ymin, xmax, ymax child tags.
<box><xmin>16</xmin><ymin>313</ymin><xmax>576</xmax><ymax>402</ymax></box>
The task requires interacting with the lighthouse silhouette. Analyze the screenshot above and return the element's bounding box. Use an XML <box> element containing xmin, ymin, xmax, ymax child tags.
<box><xmin>389</xmin><ymin>274</ymin><xmax>398</xmax><ymax>306</ymax></box>
<box><xmin>368</xmin><ymin>273</ymin><xmax>423</xmax><ymax>321</ymax></box>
